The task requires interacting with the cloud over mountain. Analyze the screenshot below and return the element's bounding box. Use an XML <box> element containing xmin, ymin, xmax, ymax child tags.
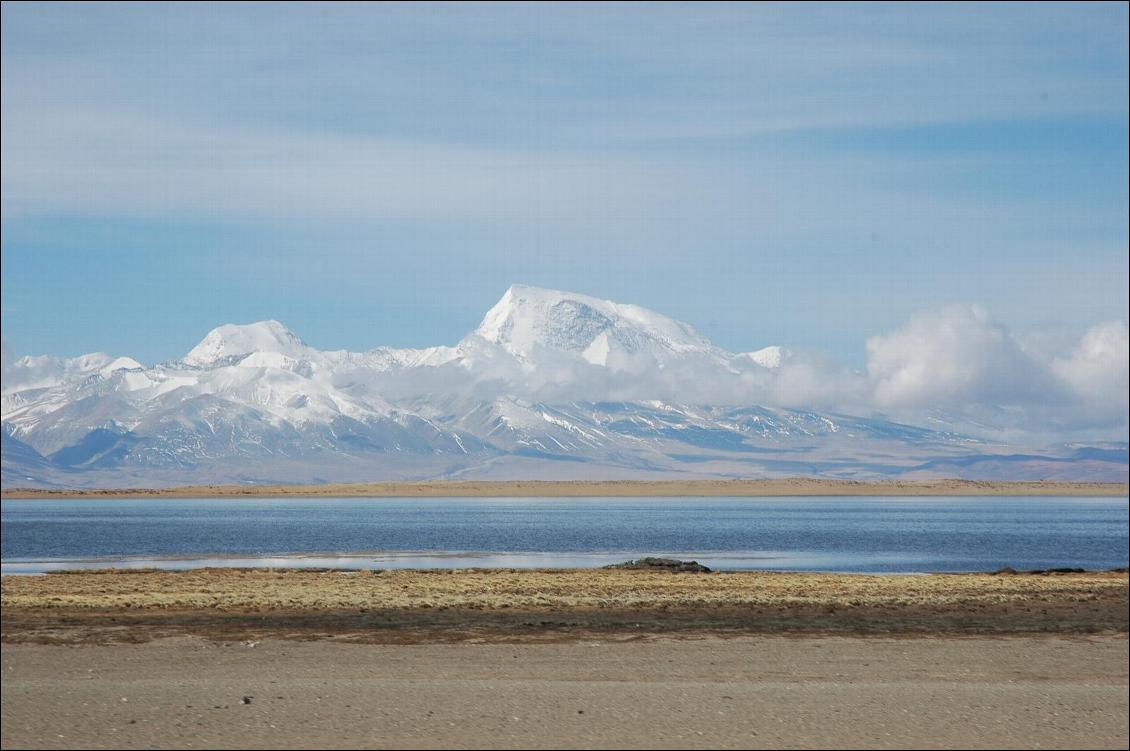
<box><xmin>1052</xmin><ymin>320</ymin><xmax>1130</xmax><ymax>428</ymax></box>
<box><xmin>864</xmin><ymin>305</ymin><xmax>1128</xmax><ymax>435</ymax></box>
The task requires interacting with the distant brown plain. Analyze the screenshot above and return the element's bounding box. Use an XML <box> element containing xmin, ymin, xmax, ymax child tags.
<box><xmin>2</xmin><ymin>477</ymin><xmax>1127</xmax><ymax>498</ymax></box>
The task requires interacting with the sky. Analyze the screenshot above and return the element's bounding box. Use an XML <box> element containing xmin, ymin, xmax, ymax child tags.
<box><xmin>2</xmin><ymin>2</ymin><xmax>1128</xmax><ymax>369</ymax></box>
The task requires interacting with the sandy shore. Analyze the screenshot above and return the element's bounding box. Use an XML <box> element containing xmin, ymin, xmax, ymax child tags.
<box><xmin>3</xmin><ymin>635</ymin><xmax>1127</xmax><ymax>749</ymax></box>
<box><xmin>4</xmin><ymin>570</ymin><xmax>1126</xmax><ymax>748</ymax></box>
<box><xmin>3</xmin><ymin>569</ymin><xmax>1126</xmax><ymax>643</ymax></box>
<box><xmin>2</xmin><ymin>477</ymin><xmax>1127</xmax><ymax>498</ymax></box>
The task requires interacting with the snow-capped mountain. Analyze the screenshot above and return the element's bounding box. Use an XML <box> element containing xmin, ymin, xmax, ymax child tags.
<box><xmin>474</xmin><ymin>284</ymin><xmax>725</xmax><ymax>367</ymax></box>
<box><xmin>182</xmin><ymin>320</ymin><xmax>313</xmax><ymax>367</ymax></box>
<box><xmin>2</xmin><ymin>286</ymin><xmax>1125</xmax><ymax>487</ymax></box>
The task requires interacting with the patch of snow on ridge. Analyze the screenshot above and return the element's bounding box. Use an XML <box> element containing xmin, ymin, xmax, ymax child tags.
<box><xmin>100</xmin><ymin>356</ymin><xmax>143</xmax><ymax>375</ymax></box>
<box><xmin>362</xmin><ymin>345</ymin><xmax>461</xmax><ymax>371</ymax></box>
<box><xmin>2</xmin><ymin>352</ymin><xmax>121</xmax><ymax>395</ymax></box>
<box><xmin>744</xmin><ymin>346</ymin><xmax>790</xmax><ymax>369</ymax></box>
<box><xmin>238</xmin><ymin>351</ymin><xmax>301</xmax><ymax>370</ymax></box>
<box><xmin>582</xmin><ymin>332</ymin><xmax>612</xmax><ymax>365</ymax></box>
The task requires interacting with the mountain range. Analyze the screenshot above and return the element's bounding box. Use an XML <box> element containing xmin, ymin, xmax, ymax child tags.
<box><xmin>3</xmin><ymin>285</ymin><xmax>1126</xmax><ymax>487</ymax></box>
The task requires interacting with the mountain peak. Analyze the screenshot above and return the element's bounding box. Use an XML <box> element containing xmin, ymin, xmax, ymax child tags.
<box><xmin>472</xmin><ymin>284</ymin><xmax>717</xmax><ymax>364</ymax></box>
<box><xmin>744</xmin><ymin>345</ymin><xmax>791</xmax><ymax>369</ymax></box>
<box><xmin>183</xmin><ymin>320</ymin><xmax>308</xmax><ymax>366</ymax></box>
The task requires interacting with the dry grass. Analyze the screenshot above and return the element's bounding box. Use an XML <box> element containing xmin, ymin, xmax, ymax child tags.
<box><xmin>3</xmin><ymin>568</ymin><xmax>1125</xmax><ymax>612</ymax></box>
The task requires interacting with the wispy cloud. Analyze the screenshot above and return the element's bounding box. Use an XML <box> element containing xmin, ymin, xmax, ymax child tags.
<box><xmin>0</xmin><ymin>106</ymin><xmax>686</xmax><ymax>222</ymax></box>
<box><xmin>1</xmin><ymin>2</ymin><xmax>1126</xmax><ymax>380</ymax></box>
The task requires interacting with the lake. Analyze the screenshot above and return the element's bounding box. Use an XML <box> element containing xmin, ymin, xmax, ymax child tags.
<box><xmin>1</xmin><ymin>496</ymin><xmax>1126</xmax><ymax>574</ymax></box>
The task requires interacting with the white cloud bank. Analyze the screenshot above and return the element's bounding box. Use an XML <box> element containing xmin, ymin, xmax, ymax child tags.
<box><xmin>1052</xmin><ymin>320</ymin><xmax>1130</xmax><ymax>423</ymax></box>
<box><xmin>867</xmin><ymin>305</ymin><xmax>1058</xmax><ymax>409</ymax></box>
<box><xmin>865</xmin><ymin>306</ymin><xmax>1127</xmax><ymax>436</ymax></box>
<box><xmin>396</xmin><ymin>299</ymin><xmax>1127</xmax><ymax>438</ymax></box>
<box><xmin>290</xmin><ymin>300</ymin><xmax>1130</xmax><ymax>440</ymax></box>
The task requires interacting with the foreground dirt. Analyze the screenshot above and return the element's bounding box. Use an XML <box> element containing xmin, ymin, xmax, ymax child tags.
<box><xmin>3</xmin><ymin>477</ymin><xmax>1127</xmax><ymax>498</ymax></box>
<box><xmin>2</xmin><ymin>635</ymin><xmax>1127</xmax><ymax>749</ymax></box>
<box><xmin>3</xmin><ymin>569</ymin><xmax>1126</xmax><ymax>644</ymax></box>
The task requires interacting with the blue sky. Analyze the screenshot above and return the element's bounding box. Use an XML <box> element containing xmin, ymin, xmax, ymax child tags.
<box><xmin>2</xmin><ymin>2</ymin><xmax>1127</xmax><ymax>366</ymax></box>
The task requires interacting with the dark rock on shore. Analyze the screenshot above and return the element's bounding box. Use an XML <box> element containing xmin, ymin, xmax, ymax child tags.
<box><xmin>604</xmin><ymin>558</ymin><xmax>712</xmax><ymax>573</ymax></box>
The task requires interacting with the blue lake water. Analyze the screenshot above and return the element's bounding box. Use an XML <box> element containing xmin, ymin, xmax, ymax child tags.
<box><xmin>1</xmin><ymin>496</ymin><xmax>1126</xmax><ymax>574</ymax></box>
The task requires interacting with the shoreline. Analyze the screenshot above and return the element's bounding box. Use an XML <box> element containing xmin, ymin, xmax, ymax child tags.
<box><xmin>4</xmin><ymin>552</ymin><xmax>1127</xmax><ymax>576</ymax></box>
<box><xmin>3</xmin><ymin>477</ymin><xmax>1128</xmax><ymax>499</ymax></box>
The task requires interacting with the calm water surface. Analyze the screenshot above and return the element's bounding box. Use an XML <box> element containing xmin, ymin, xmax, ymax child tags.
<box><xmin>2</xmin><ymin>496</ymin><xmax>1126</xmax><ymax>573</ymax></box>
